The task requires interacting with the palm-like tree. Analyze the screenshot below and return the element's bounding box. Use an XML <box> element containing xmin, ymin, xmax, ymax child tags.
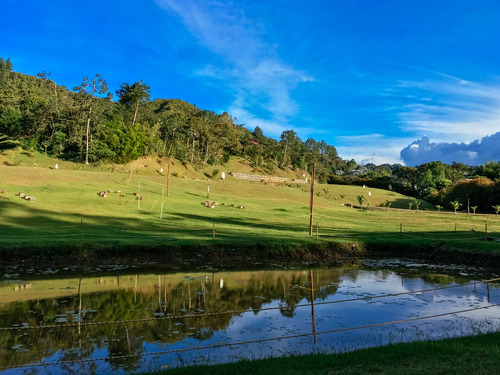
<box><xmin>412</xmin><ymin>199</ymin><xmax>422</xmax><ymax>211</ymax></box>
<box><xmin>357</xmin><ymin>194</ymin><xmax>365</xmax><ymax>208</ymax></box>
<box><xmin>450</xmin><ymin>200</ymin><xmax>462</xmax><ymax>215</ymax></box>
<box><xmin>493</xmin><ymin>205</ymin><xmax>500</xmax><ymax>216</ymax></box>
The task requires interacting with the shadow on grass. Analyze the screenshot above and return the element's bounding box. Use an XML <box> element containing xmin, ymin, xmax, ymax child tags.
<box><xmin>0</xmin><ymin>199</ymin><xmax>499</xmax><ymax>266</ymax></box>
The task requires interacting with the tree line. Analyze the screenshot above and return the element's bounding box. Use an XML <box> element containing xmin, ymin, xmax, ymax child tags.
<box><xmin>0</xmin><ymin>57</ymin><xmax>345</xmax><ymax>181</ymax></box>
<box><xmin>331</xmin><ymin>160</ymin><xmax>500</xmax><ymax>213</ymax></box>
<box><xmin>1</xmin><ymin>57</ymin><xmax>499</xmax><ymax>212</ymax></box>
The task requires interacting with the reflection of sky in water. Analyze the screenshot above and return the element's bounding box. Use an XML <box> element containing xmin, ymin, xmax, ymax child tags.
<box><xmin>1</xmin><ymin>267</ymin><xmax>499</xmax><ymax>374</ymax></box>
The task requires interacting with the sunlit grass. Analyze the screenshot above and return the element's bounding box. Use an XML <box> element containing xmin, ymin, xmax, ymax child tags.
<box><xmin>0</xmin><ymin>160</ymin><xmax>499</xmax><ymax>253</ymax></box>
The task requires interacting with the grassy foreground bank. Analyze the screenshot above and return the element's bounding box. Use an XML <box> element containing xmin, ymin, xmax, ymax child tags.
<box><xmin>1</xmin><ymin>153</ymin><xmax>499</xmax><ymax>265</ymax></box>
<box><xmin>143</xmin><ymin>332</ymin><xmax>500</xmax><ymax>375</ymax></box>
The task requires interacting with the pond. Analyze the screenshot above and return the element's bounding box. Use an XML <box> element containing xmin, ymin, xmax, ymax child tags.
<box><xmin>0</xmin><ymin>258</ymin><xmax>499</xmax><ymax>374</ymax></box>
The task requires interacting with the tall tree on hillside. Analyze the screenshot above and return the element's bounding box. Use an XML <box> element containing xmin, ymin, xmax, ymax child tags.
<box><xmin>280</xmin><ymin>130</ymin><xmax>303</xmax><ymax>169</ymax></box>
<box><xmin>73</xmin><ymin>74</ymin><xmax>108</xmax><ymax>164</ymax></box>
<box><xmin>0</xmin><ymin>57</ymin><xmax>12</xmax><ymax>88</ymax></box>
<box><xmin>116</xmin><ymin>81</ymin><xmax>150</xmax><ymax>126</ymax></box>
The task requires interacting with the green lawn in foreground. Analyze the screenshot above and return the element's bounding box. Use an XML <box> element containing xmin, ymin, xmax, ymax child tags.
<box><xmin>142</xmin><ymin>332</ymin><xmax>500</xmax><ymax>375</ymax></box>
<box><xmin>0</xmin><ymin>160</ymin><xmax>499</xmax><ymax>252</ymax></box>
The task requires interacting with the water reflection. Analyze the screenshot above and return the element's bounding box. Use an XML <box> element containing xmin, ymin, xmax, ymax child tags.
<box><xmin>0</xmin><ymin>263</ymin><xmax>499</xmax><ymax>374</ymax></box>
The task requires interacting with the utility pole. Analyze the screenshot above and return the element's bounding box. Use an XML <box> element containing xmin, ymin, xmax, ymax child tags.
<box><xmin>309</xmin><ymin>163</ymin><xmax>316</xmax><ymax>236</ymax></box>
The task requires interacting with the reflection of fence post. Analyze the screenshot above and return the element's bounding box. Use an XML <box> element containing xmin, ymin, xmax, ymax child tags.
<box><xmin>455</xmin><ymin>222</ymin><xmax>457</xmax><ymax>232</ymax></box>
<box><xmin>485</xmin><ymin>223</ymin><xmax>488</xmax><ymax>241</ymax></box>
<box><xmin>310</xmin><ymin>269</ymin><xmax>317</xmax><ymax>344</ymax></box>
<box><xmin>80</xmin><ymin>219</ymin><xmax>83</xmax><ymax>241</ymax></box>
<box><xmin>213</xmin><ymin>222</ymin><xmax>215</xmax><ymax>239</ymax></box>
<box><xmin>400</xmin><ymin>223</ymin><xmax>402</xmax><ymax>239</ymax></box>
<box><xmin>78</xmin><ymin>278</ymin><xmax>82</xmax><ymax>335</ymax></box>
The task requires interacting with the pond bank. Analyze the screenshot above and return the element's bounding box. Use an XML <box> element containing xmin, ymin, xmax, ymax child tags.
<box><xmin>144</xmin><ymin>332</ymin><xmax>500</xmax><ymax>375</ymax></box>
<box><xmin>1</xmin><ymin>239</ymin><xmax>499</xmax><ymax>269</ymax></box>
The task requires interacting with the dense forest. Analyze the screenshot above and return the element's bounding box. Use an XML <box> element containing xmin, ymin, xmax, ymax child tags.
<box><xmin>0</xmin><ymin>57</ymin><xmax>344</xmax><ymax>182</ymax></box>
<box><xmin>1</xmin><ymin>57</ymin><xmax>499</xmax><ymax>212</ymax></box>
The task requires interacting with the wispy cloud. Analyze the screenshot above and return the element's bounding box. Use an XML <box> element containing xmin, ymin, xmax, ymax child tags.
<box><xmin>395</xmin><ymin>74</ymin><xmax>500</xmax><ymax>142</ymax></box>
<box><xmin>156</xmin><ymin>0</ymin><xmax>313</xmax><ymax>130</ymax></box>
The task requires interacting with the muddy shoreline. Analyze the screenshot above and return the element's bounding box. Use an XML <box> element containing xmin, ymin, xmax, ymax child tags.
<box><xmin>1</xmin><ymin>240</ymin><xmax>498</xmax><ymax>270</ymax></box>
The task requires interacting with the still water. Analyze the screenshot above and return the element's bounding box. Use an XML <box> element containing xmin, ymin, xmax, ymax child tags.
<box><xmin>0</xmin><ymin>258</ymin><xmax>499</xmax><ymax>374</ymax></box>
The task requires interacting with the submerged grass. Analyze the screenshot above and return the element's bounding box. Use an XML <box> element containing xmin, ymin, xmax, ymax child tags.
<box><xmin>143</xmin><ymin>332</ymin><xmax>500</xmax><ymax>375</ymax></box>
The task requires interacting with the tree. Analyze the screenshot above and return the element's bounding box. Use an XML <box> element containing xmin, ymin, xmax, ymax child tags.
<box><xmin>252</xmin><ymin>126</ymin><xmax>265</xmax><ymax>143</ymax></box>
<box><xmin>471</xmin><ymin>206</ymin><xmax>478</xmax><ymax>215</ymax></box>
<box><xmin>73</xmin><ymin>74</ymin><xmax>108</xmax><ymax>164</ymax></box>
<box><xmin>357</xmin><ymin>194</ymin><xmax>365</xmax><ymax>208</ymax></box>
<box><xmin>435</xmin><ymin>205</ymin><xmax>442</xmax><ymax>212</ymax></box>
<box><xmin>0</xmin><ymin>57</ymin><xmax>12</xmax><ymax>88</ymax></box>
<box><xmin>279</xmin><ymin>130</ymin><xmax>306</xmax><ymax>169</ymax></box>
<box><xmin>0</xmin><ymin>105</ymin><xmax>22</xmax><ymax>136</ymax></box>
<box><xmin>412</xmin><ymin>199</ymin><xmax>422</xmax><ymax>211</ymax></box>
<box><xmin>450</xmin><ymin>200</ymin><xmax>462</xmax><ymax>215</ymax></box>
<box><xmin>116</xmin><ymin>81</ymin><xmax>151</xmax><ymax>126</ymax></box>
<box><xmin>493</xmin><ymin>205</ymin><xmax>500</xmax><ymax>216</ymax></box>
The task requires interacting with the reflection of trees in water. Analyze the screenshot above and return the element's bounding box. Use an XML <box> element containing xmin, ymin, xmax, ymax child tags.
<box><xmin>0</xmin><ymin>269</ymin><xmax>342</xmax><ymax>370</ymax></box>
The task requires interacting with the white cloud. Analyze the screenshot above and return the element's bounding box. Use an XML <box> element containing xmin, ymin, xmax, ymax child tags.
<box><xmin>400</xmin><ymin>132</ymin><xmax>500</xmax><ymax>166</ymax></box>
<box><xmin>380</xmin><ymin>73</ymin><xmax>500</xmax><ymax>165</ymax></box>
<box><xmin>156</xmin><ymin>0</ymin><xmax>312</xmax><ymax>130</ymax></box>
<box><xmin>227</xmin><ymin>105</ymin><xmax>287</xmax><ymax>137</ymax></box>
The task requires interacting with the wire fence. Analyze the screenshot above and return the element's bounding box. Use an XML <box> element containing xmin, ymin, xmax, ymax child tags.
<box><xmin>2</xmin><ymin>304</ymin><xmax>498</xmax><ymax>370</ymax></box>
<box><xmin>2</xmin><ymin>278</ymin><xmax>498</xmax><ymax>331</ymax></box>
<box><xmin>0</xmin><ymin>217</ymin><xmax>498</xmax><ymax>242</ymax></box>
<box><xmin>1</xmin><ymin>278</ymin><xmax>499</xmax><ymax>371</ymax></box>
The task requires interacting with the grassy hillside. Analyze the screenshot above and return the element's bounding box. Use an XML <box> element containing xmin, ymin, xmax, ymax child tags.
<box><xmin>1</xmin><ymin>149</ymin><xmax>499</xmax><ymax>261</ymax></box>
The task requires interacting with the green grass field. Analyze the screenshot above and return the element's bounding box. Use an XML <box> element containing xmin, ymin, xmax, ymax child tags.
<box><xmin>1</xmin><ymin>150</ymin><xmax>499</xmax><ymax>258</ymax></box>
<box><xmin>142</xmin><ymin>332</ymin><xmax>500</xmax><ymax>375</ymax></box>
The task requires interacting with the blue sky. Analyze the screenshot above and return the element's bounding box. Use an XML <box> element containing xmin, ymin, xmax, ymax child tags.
<box><xmin>2</xmin><ymin>0</ymin><xmax>500</xmax><ymax>165</ymax></box>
